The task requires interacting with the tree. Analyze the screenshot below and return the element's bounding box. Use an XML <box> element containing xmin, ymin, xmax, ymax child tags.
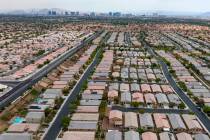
<box><xmin>44</xmin><ymin>108</ymin><xmax>51</xmax><ymax>117</ymax></box>
<box><xmin>61</xmin><ymin>116</ymin><xmax>70</xmax><ymax>130</ymax></box>
<box><xmin>69</xmin><ymin>103</ymin><xmax>77</xmax><ymax>113</ymax></box>
<box><xmin>73</xmin><ymin>73</ymin><xmax>80</xmax><ymax>80</ymax></box>
<box><xmin>37</xmin><ymin>64</ymin><xmax>43</xmax><ymax>68</ymax></box>
<box><xmin>0</xmin><ymin>111</ymin><xmax>12</xmax><ymax>121</ymax></box>
<box><xmin>178</xmin><ymin>103</ymin><xmax>185</xmax><ymax>109</ymax></box>
<box><xmin>136</xmin><ymin>128</ymin><xmax>145</xmax><ymax>134</ymax></box>
<box><xmin>139</xmin><ymin>109</ymin><xmax>145</xmax><ymax>114</ymax></box>
<box><xmin>155</xmin><ymin>78</ymin><xmax>161</xmax><ymax>83</ymax></box>
<box><xmin>54</xmin><ymin>97</ymin><xmax>64</xmax><ymax>109</ymax></box>
<box><xmin>31</xmin><ymin>88</ymin><xmax>39</xmax><ymax>96</ymax></box>
<box><xmin>62</xmin><ymin>87</ymin><xmax>69</xmax><ymax>96</ymax></box>
<box><xmin>203</xmin><ymin>105</ymin><xmax>210</xmax><ymax>114</ymax></box>
<box><xmin>79</xmin><ymin>69</ymin><xmax>84</xmax><ymax>74</ymax></box>
<box><xmin>151</xmin><ymin>63</ymin><xmax>158</xmax><ymax>68</ymax></box>
<box><xmin>169</xmin><ymin>69</ymin><xmax>175</xmax><ymax>74</ymax></box>
<box><xmin>178</xmin><ymin>81</ymin><xmax>187</xmax><ymax>92</ymax></box>
<box><xmin>131</xmin><ymin>102</ymin><xmax>140</xmax><ymax>107</ymax></box>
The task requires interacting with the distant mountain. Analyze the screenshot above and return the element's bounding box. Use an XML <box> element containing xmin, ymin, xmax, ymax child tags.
<box><xmin>6</xmin><ymin>10</ymin><xmax>27</xmax><ymax>15</ymax></box>
<box><xmin>201</xmin><ymin>12</ymin><xmax>210</xmax><ymax>17</ymax></box>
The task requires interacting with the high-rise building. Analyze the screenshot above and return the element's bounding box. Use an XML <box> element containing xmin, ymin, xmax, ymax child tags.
<box><xmin>65</xmin><ymin>11</ymin><xmax>69</xmax><ymax>15</ymax></box>
<box><xmin>109</xmin><ymin>12</ymin><xmax>113</xmax><ymax>16</ymax></box>
<box><xmin>113</xmin><ymin>12</ymin><xmax>121</xmax><ymax>17</ymax></box>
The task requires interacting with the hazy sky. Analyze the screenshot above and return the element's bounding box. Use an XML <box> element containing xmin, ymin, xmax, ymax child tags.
<box><xmin>0</xmin><ymin>0</ymin><xmax>210</xmax><ymax>13</ymax></box>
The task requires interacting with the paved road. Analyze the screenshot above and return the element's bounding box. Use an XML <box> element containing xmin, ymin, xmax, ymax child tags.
<box><xmin>112</xmin><ymin>105</ymin><xmax>190</xmax><ymax>114</ymax></box>
<box><xmin>144</xmin><ymin>42</ymin><xmax>210</xmax><ymax>133</ymax></box>
<box><xmin>0</xmin><ymin>31</ymin><xmax>102</xmax><ymax>109</ymax></box>
<box><xmin>42</xmin><ymin>48</ymin><xmax>102</xmax><ymax>140</ymax></box>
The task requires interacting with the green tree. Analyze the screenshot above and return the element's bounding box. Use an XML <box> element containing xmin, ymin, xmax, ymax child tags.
<box><xmin>131</xmin><ymin>102</ymin><xmax>140</xmax><ymax>107</ymax></box>
<box><xmin>61</xmin><ymin>116</ymin><xmax>70</xmax><ymax>130</ymax></box>
<box><xmin>178</xmin><ymin>103</ymin><xmax>186</xmax><ymax>109</ymax></box>
<box><xmin>203</xmin><ymin>105</ymin><xmax>210</xmax><ymax>114</ymax></box>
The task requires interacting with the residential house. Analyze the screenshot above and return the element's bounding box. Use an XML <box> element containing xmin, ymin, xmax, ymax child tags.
<box><xmin>139</xmin><ymin>113</ymin><xmax>154</xmax><ymax>130</ymax></box>
<box><xmin>124</xmin><ymin>112</ymin><xmax>138</xmax><ymax>130</ymax></box>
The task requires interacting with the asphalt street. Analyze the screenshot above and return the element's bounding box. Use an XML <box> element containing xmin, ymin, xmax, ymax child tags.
<box><xmin>144</xmin><ymin>42</ymin><xmax>210</xmax><ymax>133</ymax></box>
<box><xmin>0</xmin><ymin>31</ymin><xmax>101</xmax><ymax>109</ymax></box>
<box><xmin>42</xmin><ymin>48</ymin><xmax>102</xmax><ymax>140</ymax></box>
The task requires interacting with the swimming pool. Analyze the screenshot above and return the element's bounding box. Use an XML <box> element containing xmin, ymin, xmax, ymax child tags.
<box><xmin>11</xmin><ymin>117</ymin><xmax>25</xmax><ymax>124</ymax></box>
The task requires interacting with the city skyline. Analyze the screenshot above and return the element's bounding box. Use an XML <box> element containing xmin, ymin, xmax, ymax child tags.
<box><xmin>0</xmin><ymin>0</ymin><xmax>210</xmax><ymax>13</ymax></box>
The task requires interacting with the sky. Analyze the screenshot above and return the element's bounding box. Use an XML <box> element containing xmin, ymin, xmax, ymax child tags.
<box><xmin>0</xmin><ymin>0</ymin><xmax>210</xmax><ymax>13</ymax></box>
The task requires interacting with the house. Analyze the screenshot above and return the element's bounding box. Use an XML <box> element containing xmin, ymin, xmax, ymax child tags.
<box><xmin>159</xmin><ymin>132</ymin><xmax>176</xmax><ymax>140</ymax></box>
<box><xmin>141</xmin><ymin>84</ymin><xmax>151</xmax><ymax>93</ymax></box>
<box><xmin>130</xmin><ymin>67</ymin><xmax>137</xmax><ymax>73</ymax></box>
<box><xmin>88</xmin><ymin>81</ymin><xmax>106</xmax><ymax>88</ymax></box>
<box><xmin>132</xmin><ymin>92</ymin><xmax>144</xmax><ymax>104</ymax></box>
<box><xmin>194</xmin><ymin>134</ymin><xmax>210</xmax><ymax>140</ymax></box>
<box><xmin>80</xmin><ymin>100</ymin><xmax>101</xmax><ymax>106</ymax></box>
<box><xmin>176</xmin><ymin>132</ymin><xmax>193</xmax><ymax>140</ymax></box>
<box><xmin>33</xmin><ymin>98</ymin><xmax>55</xmax><ymax>108</ymax></box>
<box><xmin>121</xmin><ymin>92</ymin><xmax>132</xmax><ymax>104</ymax></box>
<box><xmin>105</xmin><ymin>130</ymin><xmax>122</xmax><ymax>140</ymax></box>
<box><xmin>151</xmin><ymin>84</ymin><xmax>162</xmax><ymax>93</ymax></box>
<box><xmin>202</xmin><ymin>98</ymin><xmax>210</xmax><ymax>106</ymax></box>
<box><xmin>28</xmin><ymin>104</ymin><xmax>49</xmax><ymax>112</ymax></box>
<box><xmin>112</xmin><ymin>72</ymin><xmax>120</xmax><ymax>78</ymax></box>
<box><xmin>167</xmin><ymin>94</ymin><xmax>181</xmax><ymax>106</ymax></box>
<box><xmin>0</xmin><ymin>133</ymin><xmax>33</xmax><ymax>140</ymax></box>
<box><xmin>120</xmin><ymin>83</ymin><xmax>130</xmax><ymax>92</ymax></box>
<box><xmin>83</xmin><ymin>89</ymin><xmax>104</xmax><ymax>95</ymax></box>
<box><xmin>161</xmin><ymin>85</ymin><xmax>173</xmax><ymax>94</ymax></box>
<box><xmin>42</xmin><ymin>89</ymin><xmax>62</xmax><ymax>99</ymax></box>
<box><xmin>76</xmin><ymin>106</ymin><xmax>99</xmax><ymax>113</ymax></box>
<box><xmin>109</xmin><ymin>83</ymin><xmax>119</xmax><ymax>91</ymax></box>
<box><xmin>147</xmin><ymin>73</ymin><xmax>156</xmax><ymax>80</ymax></box>
<box><xmin>124</xmin><ymin>112</ymin><xmax>138</xmax><ymax>130</ymax></box>
<box><xmin>36</xmin><ymin>81</ymin><xmax>49</xmax><ymax>90</ymax></box>
<box><xmin>155</xmin><ymin>93</ymin><xmax>169</xmax><ymax>107</ymax></box>
<box><xmin>68</xmin><ymin>121</ymin><xmax>97</xmax><ymax>131</ymax></box>
<box><xmin>71</xmin><ymin>113</ymin><xmax>99</xmax><ymax>121</ymax></box>
<box><xmin>116</xmin><ymin>59</ymin><xmax>124</xmax><ymax>65</ymax></box>
<box><xmin>139</xmin><ymin>113</ymin><xmax>154</xmax><ymax>130</ymax></box>
<box><xmin>130</xmin><ymin>83</ymin><xmax>140</xmax><ymax>92</ymax></box>
<box><xmin>82</xmin><ymin>94</ymin><xmax>103</xmax><ymax>100</ymax></box>
<box><xmin>124</xmin><ymin>130</ymin><xmax>140</xmax><ymax>140</ymax></box>
<box><xmin>142</xmin><ymin>132</ymin><xmax>158</xmax><ymax>140</ymax></box>
<box><xmin>7</xmin><ymin>123</ymin><xmax>40</xmax><ymax>134</ymax></box>
<box><xmin>144</xmin><ymin>93</ymin><xmax>157</xmax><ymax>106</ymax></box>
<box><xmin>25</xmin><ymin>112</ymin><xmax>45</xmax><ymax>123</ymax></box>
<box><xmin>182</xmin><ymin>114</ymin><xmax>203</xmax><ymax>133</ymax></box>
<box><xmin>153</xmin><ymin>113</ymin><xmax>170</xmax><ymax>130</ymax></box>
<box><xmin>168</xmin><ymin>114</ymin><xmax>186</xmax><ymax>132</ymax></box>
<box><xmin>53</xmin><ymin>80</ymin><xmax>68</xmax><ymax>85</ymax></box>
<box><xmin>62</xmin><ymin>131</ymin><xmax>95</xmax><ymax>140</ymax></box>
<box><xmin>113</xmin><ymin>65</ymin><xmax>121</xmax><ymax>72</ymax></box>
<box><xmin>130</xmin><ymin>73</ymin><xmax>138</xmax><ymax>80</ymax></box>
<box><xmin>109</xmin><ymin>110</ymin><xmax>123</xmax><ymax>126</ymax></box>
<box><xmin>137</xmin><ymin>69</ymin><xmax>145</xmax><ymax>73</ymax></box>
<box><xmin>108</xmin><ymin>90</ymin><xmax>118</xmax><ymax>101</ymax></box>
<box><xmin>121</xmin><ymin>71</ymin><xmax>129</xmax><ymax>79</ymax></box>
<box><xmin>153</xmin><ymin>69</ymin><xmax>161</xmax><ymax>74</ymax></box>
<box><xmin>51</xmin><ymin>84</ymin><xmax>67</xmax><ymax>89</ymax></box>
<box><xmin>145</xmin><ymin>68</ymin><xmax>153</xmax><ymax>74</ymax></box>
